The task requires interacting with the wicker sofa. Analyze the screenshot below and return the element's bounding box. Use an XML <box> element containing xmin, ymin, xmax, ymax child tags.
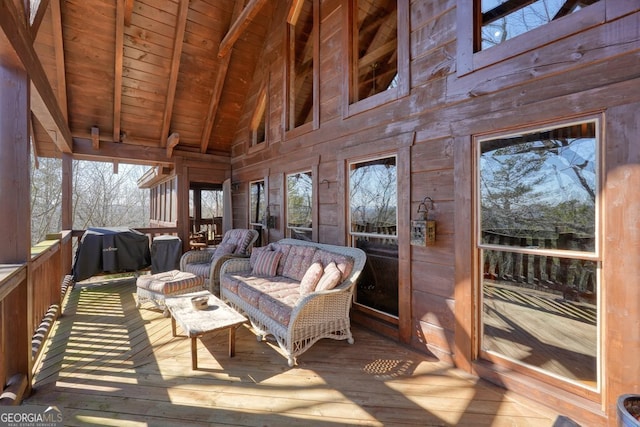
<box><xmin>220</xmin><ymin>238</ymin><xmax>366</xmax><ymax>366</ymax></box>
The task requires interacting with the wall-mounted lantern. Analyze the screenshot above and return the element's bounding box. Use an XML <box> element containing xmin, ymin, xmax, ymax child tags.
<box><xmin>411</xmin><ymin>196</ymin><xmax>436</xmax><ymax>246</ymax></box>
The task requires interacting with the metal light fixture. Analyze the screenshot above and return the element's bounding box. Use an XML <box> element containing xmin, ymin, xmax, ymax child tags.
<box><xmin>411</xmin><ymin>196</ymin><xmax>436</xmax><ymax>246</ymax></box>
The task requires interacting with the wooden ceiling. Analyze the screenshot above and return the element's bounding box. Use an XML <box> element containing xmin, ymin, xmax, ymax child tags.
<box><xmin>1</xmin><ymin>0</ymin><xmax>278</xmax><ymax>167</ymax></box>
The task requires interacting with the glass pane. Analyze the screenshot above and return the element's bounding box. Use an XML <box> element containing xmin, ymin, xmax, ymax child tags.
<box><xmin>481</xmin><ymin>0</ymin><xmax>601</xmax><ymax>50</ymax></box>
<box><xmin>354</xmin><ymin>235</ymin><xmax>398</xmax><ymax>316</ymax></box>
<box><xmin>287</xmin><ymin>172</ymin><xmax>312</xmax><ymax>231</ymax></box>
<box><xmin>349</xmin><ymin>156</ymin><xmax>398</xmax><ymax>316</ymax></box>
<box><xmin>288</xmin><ymin>0</ymin><xmax>315</xmax><ymax>129</ymax></box>
<box><xmin>349</xmin><ymin>157</ymin><xmax>397</xmax><ymax>234</ymax></box>
<box><xmin>480</xmin><ymin>122</ymin><xmax>596</xmax><ymax>252</ymax></box>
<box><xmin>482</xmin><ymin>249</ymin><xmax>598</xmax><ymax>388</ymax></box>
<box><xmin>353</xmin><ymin>0</ymin><xmax>398</xmax><ymax>102</ymax></box>
<box><xmin>249</xmin><ymin>181</ymin><xmax>265</xmax><ymax>225</ymax></box>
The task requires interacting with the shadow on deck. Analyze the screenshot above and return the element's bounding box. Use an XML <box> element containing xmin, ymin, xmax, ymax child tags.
<box><xmin>25</xmin><ymin>277</ymin><xmax>564</xmax><ymax>426</ymax></box>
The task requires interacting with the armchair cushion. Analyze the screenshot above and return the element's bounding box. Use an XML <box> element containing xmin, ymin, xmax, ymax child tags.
<box><xmin>221</xmin><ymin>229</ymin><xmax>258</xmax><ymax>255</ymax></box>
<box><xmin>213</xmin><ymin>242</ymin><xmax>236</xmax><ymax>258</ymax></box>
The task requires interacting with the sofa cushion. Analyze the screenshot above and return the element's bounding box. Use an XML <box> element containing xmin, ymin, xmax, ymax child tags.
<box><xmin>252</xmin><ymin>249</ymin><xmax>282</xmax><ymax>276</ymax></box>
<box><xmin>311</xmin><ymin>249</ymin><xmax>354</xmax><ymax>281</ymax></box>
<box><xmin>280</xmin><ymin>245</ymin><xmax>317</xmax><ymax>281</ymax></box>
<box><xmin>299</xmin><ymin>262</ymin><xmax>324</xmax><ymax>296</ymax></box>
<box><xmin>315</xmin><ymin>262</ymin><xmax>342</xmax><ymax>291</ymax></box>
<box><xmin>222</xmin><ymin>273</ymin><xmax>300</xmax><ymax>327</ymax></box>
<box><xmin>269</xmin><ymin>243</ymin><xmax>292</xmax><ymax>276</ymax></box>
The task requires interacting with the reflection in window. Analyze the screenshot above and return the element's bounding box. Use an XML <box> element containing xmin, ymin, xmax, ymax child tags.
<box><xmin>249</xmin><ymin>180</ymin><xmax>265</xmax><ymax>225</ymax></box>
<box><xmin>480</xmin><ymin>121</ymin><xmax>596</xmax><ymax>251</ymax></box>
<box><xmin>479</xmin><ymin>0</ymin><xmax>601</xmax><ymax>51</ymax></box>
<box><xmin>251</xmin><ymin>91</ymin><xmax>267</xmax><ymax>146</ymax></box>
<box><xmin>351</xmin><ymin>0</ymin><xmax>398</xmax><ymax>103</ymax></box>
<box><xmin>286</xmin><ymin>171</ymin><xmax>312</xmax><ymax>240</ymax></box>
<box><xmin>349</xmin><ymin>156</ymin><xmax>398</xmax><ymax>317</ymax></box>
<box><xmin>287</xmin><ymin>0</ymin><xmax>316</xmax><ymax>130</ymax></box>
<box><xmin>478</xmin><ymin>120</ymin><xmax>600</xmax><ymax>390</ymax></box>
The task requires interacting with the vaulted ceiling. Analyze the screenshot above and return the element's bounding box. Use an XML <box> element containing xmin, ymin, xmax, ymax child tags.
<box><xmin>1</xmin><ymin>0</ymin><xmax>276</xmax><ymax>167</ymax></box>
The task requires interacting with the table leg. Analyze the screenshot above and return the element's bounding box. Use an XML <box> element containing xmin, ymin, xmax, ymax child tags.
<box><xmin>191</xmin><ymin>337</ymin><xmax>198</xmax><ymax>370</ymax></box>
<box><xmin>228</xmin><ymin>326</ymin><xmax>236</xmax><ymax>357</ymax></box>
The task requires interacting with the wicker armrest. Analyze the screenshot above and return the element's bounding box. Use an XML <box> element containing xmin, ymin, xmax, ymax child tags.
<box><xmin>209</xmin><ymin>254</ymin><xmax>250</xmax><ymax>295</ymax></box>
<box><xmin>219</xmin><ymin>257</ymin><xmax>252</xmax><ymax>275</ymax></box>
<box><xmin>179</xmin><ymin>248</ymin><xmax>215</xmax><ymax>270</ymax></box>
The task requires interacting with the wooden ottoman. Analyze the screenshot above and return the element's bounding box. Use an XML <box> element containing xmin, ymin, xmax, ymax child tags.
<box><xmin>136</xmin><ymin>270</ymin><xmax>205</xmax><ymax>316</ymax></box>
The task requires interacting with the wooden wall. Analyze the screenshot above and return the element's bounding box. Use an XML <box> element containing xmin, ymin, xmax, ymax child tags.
<box><xmin>227</xmin><ymin>1</ymin><xmax>640</xmax><ymax>424</ymax></box>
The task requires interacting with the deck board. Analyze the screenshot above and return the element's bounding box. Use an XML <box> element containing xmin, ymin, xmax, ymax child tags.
<box><xmin>26</xmin><ymin>278</ymin><xmax>564</xmax><ymax>426</ymax></box>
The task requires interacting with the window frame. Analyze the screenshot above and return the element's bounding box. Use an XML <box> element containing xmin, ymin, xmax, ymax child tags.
<box><xmin>284</xmin><ymin>0</ymin><xmax>319</xmax><ymax>139</ymax></box>
<box><xmin>249</xmin><ymin>179</ymin><xmax>266</xmax><ymax>227</ymax></box>
<box><xmin>342</xmin><ymin>0</ymin><xmax>410</xmax><ymax>118</ymax></box>
<box><xmin>249</xmin><ymin>86</ymin><xmax>268</xmax><ymax>152</ymax></box>
<box><xmin>474</xmin><ymin>114</ymin><xmax>604</xmax><ymax>399</ymax></box>
<box><xmin>285</xmin><ymin>170</ymin><xmax>313</xmax><ymax>240</ymax></box>
<box><xmin>457</xmin><ymin>0</ymin><xmax>609</xmax><ymax>76</ymax></box>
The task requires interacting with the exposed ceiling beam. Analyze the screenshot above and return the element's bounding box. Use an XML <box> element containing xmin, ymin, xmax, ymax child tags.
<box><xmin>50</xmin><ymin>0</ymin><xmax>67</xmax><ymax>121</ymax></box>
<box><xmin>218</xmin><ymin>0</ymin><xmax>269</xmax><ymax>58</ymax></box>
<box><xmin>91</xmin><ymin>126</ymin><xmax>100</xmax><ymax>149</ymax></box>
<box><xmin>124</xmin><ymin>0</ymin><xmax>134</xmax><ymax>26</ymax></box>
<box><xmin>200</xmin><ymin>0</ymin><xmax>244</xmax><ymax>154</ymax></box>
<box><xmin>287</xmin><ymin>0</ymin><xmax>304</xmax><ymax>25</ymax></box>
<box><xmin>166</xmin><ymin>132</ymin><xmax>179</xmax><ymax>157</ymax></box>
<box><xmin>30</xmin><ymin>113</ymin><xmax>39</xmax><ymax>169</ymax></box>
<box><xmin>160</xmin><ymin>0</ymin><xmax>189</xmax><ymax>148</ymax></box>
<box><xmin>72</xmin><ymin>137</ymin><xmax>229</xmax><ymax>166</ymax></box>
<box><xmin>29</xmin><ymin>0</ymin><xmax>50</xmax><ymax>37</ymax></box>
<box><xmin>0</xmin><ymin>0</ymin><xmax>73</xmax><ymax>153</ymax></box>
<box><xmin>113</xmin><ymin>0</ymin><xmax>125</xmax><ymax>143</ymax></box>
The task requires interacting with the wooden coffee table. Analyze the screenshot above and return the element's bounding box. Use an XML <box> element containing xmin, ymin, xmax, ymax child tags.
<box><xmin>164</xmin><ymin>290</ymin><xmax>247</xmax><ymax>369</ymax></box>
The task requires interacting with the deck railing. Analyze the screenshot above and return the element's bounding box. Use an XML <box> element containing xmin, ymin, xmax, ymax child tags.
<box><xmin>1</xmin><ymin>226</ymin><xmax>179</xmax><ymax>405</ymax></box>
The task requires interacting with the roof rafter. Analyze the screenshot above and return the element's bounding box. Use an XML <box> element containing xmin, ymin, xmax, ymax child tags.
<box><xmin>113</xmin><ymin>0</ymin><xmax>125</xmax><ymax>143</ymax></box>
<box><xmin>200</xmin><ymin>0</ymin><xmax>244</xmax><ymax>154</ymax></box>
<box><xmin>0</xmin><ymin>0</ymin><xmax>72</xmax><ymax>153</ymax></box>
<box><xmin>218</xmin><ymin>0</ymin><xmax>269</xmax><ymax>58</ymax></box>
<box><xmin>29</xmin><ymin>0</ymin><xmax>50</xmax><ymax>37</ymax></box>
<box><xmin>160</xmin><ymin>0</ymin><xmax>189</xmax><ymax>148</ymax></box>
<box><xmin>50</xmin><ymin>0</ymin><xmax>67</xmax><ymax>121</ymax></box>
<box><xmin>287</xmin><ymin>0</ymin><xmax>304</xmax><ymax>25</ymax></box>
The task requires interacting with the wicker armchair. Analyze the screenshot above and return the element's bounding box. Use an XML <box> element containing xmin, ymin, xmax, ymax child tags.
<box><xmin>179</xmin><ymin>228</ymin><xmax>258</xmax><ymax>295</ymax></box>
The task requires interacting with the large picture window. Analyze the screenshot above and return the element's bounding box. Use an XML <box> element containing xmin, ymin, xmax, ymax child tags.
<box><xmin>477</xmin><ymin>119</ymin><xmax>601</xmax><ymax>393</ymax></box>
<box><xmin>249</xmin><ymin>180</ymin><xmax>265</xmax><ymax>226</ymax></box>
<box><xmin>350</xmin><ymin>0</ymin><xmax>398</xmax><ymax>103</ymax></box>
<box><xmin>477</xmin><ymin>0</ymin><xmax>602</xmax><ymax>51</ymax></box>
<box><xmin>286</xmin><ymin>0</ymin><xmax>317</xmax><ymax>132</ymax></box>
<box><xmin>349</xmin><ymin>156</ymin><xmax>398</xmax><ymax>318</ymax></box>
<box><xmin>286</xmin><ymin>171</ymin><xmax>313</xmax><ymax>240</ymax></box>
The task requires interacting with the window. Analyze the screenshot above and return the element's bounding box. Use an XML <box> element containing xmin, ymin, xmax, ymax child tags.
<box><xmin>476</xmin><ymin>0</ymin><xmax>602</xmax><ymax>51</ymax></box>
<box><xmin>286</xmin><ymin>171</ymin><xmax>313</xmax><ymax>240</ymax></box>
<box><xmin>477</xmin><ymin>119</ymin><xmax>601</xmax><ymax>394</ymax></box>
<box><xmin>345</xmin><ymin>0</ymin><xmax>408</xmax><ymax>115</ymax></box>
<box><xmin>349</xmin><ymin>156</ymin><xmax>398</xmax><ymax>318</ymax></box>
<box><xmin>286</xmin><ymin>0</ymin><xmax>318</xmax><ymax>132</ymax></box>
<box><xmin>249</xmin><ymin>180</ymin><xmax>265</xmax><ymax>226</ymax></box>
<box><xmin>351</xmin><ymin>0</ymin><xmax>398</xmax><ymax>103</ymax></box>
<box><xmin>251</xmin><ymin>90</ymin><xmax>267</xmax><ymax>147</ymax></box>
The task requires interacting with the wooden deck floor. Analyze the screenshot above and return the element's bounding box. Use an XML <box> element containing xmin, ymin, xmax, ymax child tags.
<box><xmin>25</xmin><ymin>278</ymin><xmax>566</xmax><ymax>426</ymax></box>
